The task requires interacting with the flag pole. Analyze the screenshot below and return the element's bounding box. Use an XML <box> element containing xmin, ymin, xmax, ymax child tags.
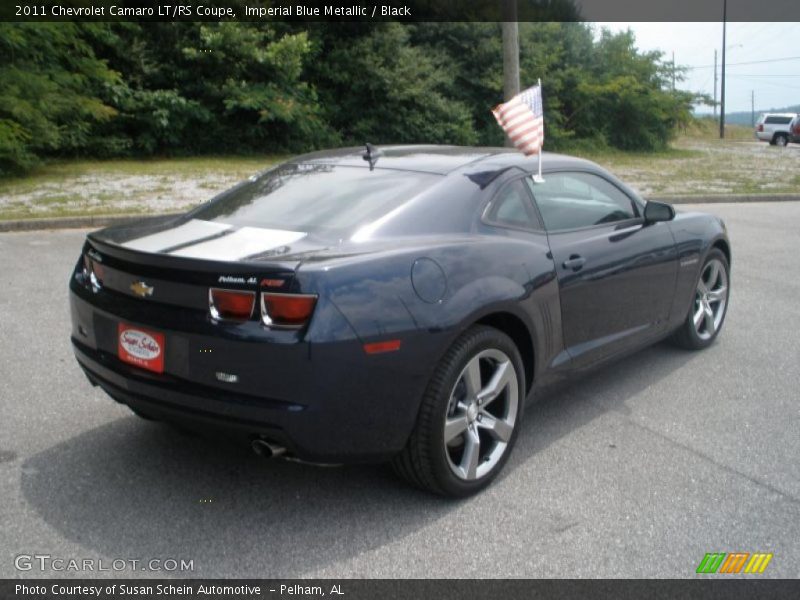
<box><xmin>533</xmin><ymin>78</ymin><xmax>545</xmax><ymax>183</ymax></box>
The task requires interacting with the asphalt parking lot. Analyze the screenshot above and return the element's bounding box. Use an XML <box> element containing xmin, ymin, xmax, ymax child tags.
<box><xmin>1</xmin><ymin>202</ymin><xmax>799</xmax><ymax>579</ymax></box>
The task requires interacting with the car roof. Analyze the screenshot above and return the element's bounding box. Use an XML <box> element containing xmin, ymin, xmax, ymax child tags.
<box><xmin>288</xmin><ymin>144</ymin><xmax>599</xmax><ymax>176</ymax></box>
<box><xmin>762</xmin><ymin>113</ymin><xmax>798</xmax><ymax>118</ymax></box>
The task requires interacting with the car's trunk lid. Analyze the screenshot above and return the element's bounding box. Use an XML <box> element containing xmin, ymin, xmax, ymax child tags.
<box><xmin>86</xmin><ymin>215</ymin><xmax>330</xmax><ymax>310</ymax></box>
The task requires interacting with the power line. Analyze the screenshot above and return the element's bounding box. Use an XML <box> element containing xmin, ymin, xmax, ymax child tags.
<box><xmin>725</xmin><ymin>74</ymin><xmax>800</xmax><ymax>77</ymax></box>
<box><xmin>728</xmin><ymin>75</ymin><xmax>800</xmax><ymax>91</ymax></box>
<box><xmin>735</xmin><ymin>22</ymin><xmax>772</xmax><ymax>43</ymax></box>
<box><xmin>687</xmin><ymin>55</ymin><xmax>800</xmax><ymax>69</ymax></box>
<box><xmin>746</xmin><ymin>23</ymin><xmax>798</xmax><ymax>58</ymax></box>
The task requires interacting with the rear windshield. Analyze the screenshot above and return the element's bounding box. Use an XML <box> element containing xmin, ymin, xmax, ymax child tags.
<box><xmin>193</xmin><ymin>163</ymin><xmax>438</xmax><ymax>236</ymax></box>
<box><xmin>765</xmin><ymin>116</ymin><xmax>793</xmax><ymax>124</ymax></box>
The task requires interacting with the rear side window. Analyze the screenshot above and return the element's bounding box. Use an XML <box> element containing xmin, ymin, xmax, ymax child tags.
<box><xmin>484</xmin><ymin>180</ymin><xmax>537</xmax><ymax>229</ymax></box>
<box><xmin>526</xmin><ymin>172</ymin><xmax>639</xmax><ymax>231</ymax></box>
<box><xmin>765</xmin><ymin>116</ymin><xmax>793</xmax><ymax>124</ymax></box>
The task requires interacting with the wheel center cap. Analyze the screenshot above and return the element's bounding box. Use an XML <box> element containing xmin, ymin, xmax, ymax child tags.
<box><xmin>467</xmin><ymin>403</ymin><xmax>478</xmax><ymax>423</ymax></box>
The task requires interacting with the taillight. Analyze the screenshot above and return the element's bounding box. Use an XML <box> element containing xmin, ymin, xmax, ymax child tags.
<box><xmin>209</xmin><ymin>288</ymin><xmax>256</xmax><ymax>321</ymax></box>
<box><xmin>757</xmin><ymin>124</ymin><xmax>764</xmax><ymax>132</ymax></box>
<box><xmin>260</xmin><ymin>293</ymin><xmax>317</xmax><ymax>328</ymax></box>
<box><xmin>83</xmin><ymin>253</ymin><xmax>104</xmax><ymax>288</ymax></box>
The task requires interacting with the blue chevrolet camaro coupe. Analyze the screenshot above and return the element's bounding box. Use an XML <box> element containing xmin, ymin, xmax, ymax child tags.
<box><xmin>70</xmin><ymin>145</ymin><xmax>731</xmax><ymax>496</ymax></box>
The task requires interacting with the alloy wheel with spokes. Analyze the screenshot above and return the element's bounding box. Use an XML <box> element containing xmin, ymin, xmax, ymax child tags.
<box><xmin>671</xmin><ymin>248</ymin><xmax>730</xmax><ymax>350</ymax></box>
<box><xmin>444</xmin><ymin>349</ymin><xmax>519</xmax><ymax>481</ymax></box>
<box><xmin>693</xmin><ymin>258</ymin><xmax>728</xmax><ymax>341</ymax></box>
<box><xmin>392</xmin><ymin>325</ymin><xmax>525</xmax><ymax>497</ymax></box>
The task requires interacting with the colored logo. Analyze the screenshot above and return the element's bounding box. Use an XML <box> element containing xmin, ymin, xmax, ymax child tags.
<box><xmin>120</xmin><ymin>330</ymin><xmax>161</xmax><ymax>360</ymax></box>
<box><xmin>696</xmin><ymin>552</ymin><xmax>773</xmax><ymax>574</ymax></box>
<box><xmin>117</xmin><ymin>323</ymin><xmax>166</xmax><ymax>374</ymax></box>
<box><xmin>130</xmin><ymin>280</ymin><xmax>154</xmax><ymax>298</ymax></box>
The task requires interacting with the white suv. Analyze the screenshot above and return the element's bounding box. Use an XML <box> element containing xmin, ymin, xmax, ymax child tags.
<box><xmin>755</xmin><ymin>113</ymin><xmax>797</xmax><ymax>146</ymax></box>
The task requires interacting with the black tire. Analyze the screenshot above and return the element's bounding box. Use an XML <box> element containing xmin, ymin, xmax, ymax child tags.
<box><xmin>392</xmin><ymin>325</ymin><xmax>525</xmax><ymax>497</ymax></box>
<box><xmin>774</xmin><ymin>133</ymin><xmax>788</xmax><ymax>147</ymax></box>
<box><xmin>670</xmin><ymin>248</ymin><xmax>730</xmax><ymax>350</ymax></box>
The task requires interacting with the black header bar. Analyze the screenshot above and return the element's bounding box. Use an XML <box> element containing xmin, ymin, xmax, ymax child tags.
<box><xmin>2</xmin><ymin>0</ymin><xmax>800</xmax><ymax>22</ymax></box>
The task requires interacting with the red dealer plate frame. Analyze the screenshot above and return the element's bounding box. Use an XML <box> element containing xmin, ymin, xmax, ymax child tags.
<box><xmin>117</xmin><ymin>323</ymin><xmax>165</xmax><ymax>374</ymax></box>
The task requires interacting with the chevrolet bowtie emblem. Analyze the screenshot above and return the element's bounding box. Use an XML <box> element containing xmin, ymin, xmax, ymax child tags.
<box><xmin>130</xmin><ymin>281</ymin><xmax>154</xmax><ymax>298</ymax></box>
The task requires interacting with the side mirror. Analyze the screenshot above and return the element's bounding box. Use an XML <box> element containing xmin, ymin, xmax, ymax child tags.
<box><xmin>644</xmin><ymin>200</ymin><xmax>675</xmax><ymax>224</ymax></box>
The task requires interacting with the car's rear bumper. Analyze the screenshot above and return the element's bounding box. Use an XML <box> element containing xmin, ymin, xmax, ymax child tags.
<box><xmin>69</xmin><ymin>280</ymin><xmax>441</xmax><ymax>463</ymax></box>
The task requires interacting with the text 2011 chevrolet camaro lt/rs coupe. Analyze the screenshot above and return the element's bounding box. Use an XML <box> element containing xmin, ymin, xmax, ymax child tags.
<box><xmin>69</xmin><ymin>146</ymin><xmax>731</xmax><ymax>497</ymax></box>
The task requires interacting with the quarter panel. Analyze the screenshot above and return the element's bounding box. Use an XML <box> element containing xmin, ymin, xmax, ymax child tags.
<box><xmin>300</xmin><ymin>235</ymin><xmax>561</xmax><ymax>390</ymax></box>
<box><xmin>667</xmin><ymin>211</ymin><xmax>729</xmax><ymax>328</ymax></box>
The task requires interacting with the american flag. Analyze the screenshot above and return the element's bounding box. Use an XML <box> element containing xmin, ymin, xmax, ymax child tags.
<box><xmin>491</xmin><ymin>84</ymin><xmax>544</xmax><ymax>155</ymax></box>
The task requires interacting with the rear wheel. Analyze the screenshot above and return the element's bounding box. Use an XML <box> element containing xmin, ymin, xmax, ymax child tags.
<box><xmin>393</xmin><ymin>325</ymin><xmax>524</xmax><ymax>497</ymax></box>
<box><xmin>670</xmin><ymin>249</ymin><xmax>730</xmax><ymax>350</ymax></box>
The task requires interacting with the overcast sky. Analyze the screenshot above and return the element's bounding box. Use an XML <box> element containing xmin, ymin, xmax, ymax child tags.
<box><xmin>599</xmin><ymin>22</ymin><xmax>800</xmax><ymax>115</ymax></box>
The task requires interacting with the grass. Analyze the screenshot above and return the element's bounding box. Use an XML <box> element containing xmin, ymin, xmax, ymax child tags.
<box><xmin>0</xmin><ymin>205</ymin><xmax>151</xmax><ymax>221</ymax></box>
<box><xmin>0</xmin><ymin>155</ymin><xmax>284</xmax><ymax>221</ymax></box>
<box><xmin>568</xmin><ymin>144</ymin><xmax>703</xmax><ymax>167</ymax></box>
<box><xmin>686</xmin><ymin>117</ymin><xmax>757</xmax><ymax>141</ymax></box>
<box><xmin>567</xmin><ymin>123</ymin><xmax>800</xmax><ymax>197</ymax></box>
<box><xmin>0</xmin><ymin>155</ymin><xmax>280</xmax><ymax>195</ymax></box>
<box><xmin>1</xmin><ymin>126</ymin><xmax>798</xmax><ymax>222</ymax></box>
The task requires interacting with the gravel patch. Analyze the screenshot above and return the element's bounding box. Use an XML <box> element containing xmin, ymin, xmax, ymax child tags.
<box><xmin>0</xmin><ymin>158</ymin><xmax>274</xmax><ymax>220</ymax></box>
<box><xmin>1</xmin><ymin>141</ymin><xmax>798</xmax><ymax>220</ymax></box>
<box><xmin>601</xmin><ymin>139</ymin><xmax>800</xmax><ymax>197</ymax></box>
<box><xmin>0</xmin><ymin>173</ymin><xmax>248</xmax><ymax>217</ymax></box>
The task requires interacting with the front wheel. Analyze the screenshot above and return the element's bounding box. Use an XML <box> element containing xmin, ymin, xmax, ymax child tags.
<box><xmin>670</xmin><ymin>248</ymin><xmax>730</xmax><ymax>350</ymax></box>
<box><xmin>774</xmin><ymin>133</ymin><xmax>789</xmax><ymax>147</ymax></box>
<box><xmin>393</xmin><ymin>326</ymin><xmax>525</xmax><ymax>497</ymax></box>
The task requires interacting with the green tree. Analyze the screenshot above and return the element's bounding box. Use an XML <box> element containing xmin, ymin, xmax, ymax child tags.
<box><xmin>0</xmin><ymin>22</ymin><xmax>701</xmax><ymax>174</ymax></box>
<box><xmin>567</xmin><ymin>28</ymin><xmax>696</xmax><ymax>150</ymax></box>
<box><xmin>304</xmin><ymin>23</ymin><xmax>477</xmax><ymax>145</ymax></box>
<box><xmin>89</xmin><ymin>22</ymin><xmax>336</xmax><ymax>155</ymax></box>
<box><xmin>0</xmin><ymin>23</ymin><xmax>119</xmax><ymax>174</ymax></box>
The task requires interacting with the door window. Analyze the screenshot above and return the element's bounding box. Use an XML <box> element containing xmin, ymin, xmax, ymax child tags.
<box><xmin>526</xmin><ymin>172</ymin><xmax>639</xmax><ymax>231</ymax></box>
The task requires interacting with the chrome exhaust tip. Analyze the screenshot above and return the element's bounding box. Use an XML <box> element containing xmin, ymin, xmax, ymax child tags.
<box><xmin>251</xmin><ymin>439</ymin><xmax>286</xmax><ymax>458</ymax></box>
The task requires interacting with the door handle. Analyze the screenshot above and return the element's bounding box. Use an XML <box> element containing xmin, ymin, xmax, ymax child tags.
<box><xmin>562</xmin><ymin>255</ymin><xmax>586</xmax><ymax>271</ymax></box>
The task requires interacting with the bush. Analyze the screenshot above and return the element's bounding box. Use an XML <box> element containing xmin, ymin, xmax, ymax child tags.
<box><xmin>0</xmin><ymin>22</ymin><xmax>698</xmax><ymax>175</ymax></box>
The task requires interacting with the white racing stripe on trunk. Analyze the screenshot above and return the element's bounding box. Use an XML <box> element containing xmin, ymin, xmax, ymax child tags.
<box><xmin>122</xmin><ymin>219</ymin><xmax>232</xmax><ymax>253</ymax></box>
<box><xmin>169</xmin><ymin>227</ymin><xmax>306</xmax><ymax>261</ymax></box>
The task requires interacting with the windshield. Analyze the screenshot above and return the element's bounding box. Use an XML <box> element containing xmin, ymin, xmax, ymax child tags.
<box><xmin>193</xmin><ymin>163</ymin><xmax>439</xmax><ymax>237</ymax></box>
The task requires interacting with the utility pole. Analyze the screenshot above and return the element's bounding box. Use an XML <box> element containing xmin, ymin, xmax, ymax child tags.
<box><xmin>501</xmin><ymin>0</ymin><xmax>520</xmax><ymax>146</ymax></box>
<box><xmin>720</xmin><ymin>0</ymin><xmax>727</xmax><ymax>139</ymax></box>
<box><xmin>751</xmin><ymin>90</ymin><xmax>755</xmax><ymax>127</ymax></box>
<box><xmin>672</xmin><ymin>51</ymin><xmax>676</xmax><ymax>91</ymax></box>
<box><xmin>713</xmin><ymin>49</ymin><xmax>718</xmax><ymax>117</ymax></box>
